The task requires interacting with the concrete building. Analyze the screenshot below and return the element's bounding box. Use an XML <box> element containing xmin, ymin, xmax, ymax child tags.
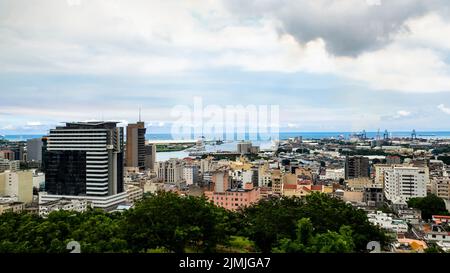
<box><xmin>143</xmin><ymin>181</ymin><xmax>165</xmax><ymax>194</ymax></box>
<box><xmin>125</xmin><ymin>184</ymin><xmax>144</xmax><ymax>204</ymax></box>
<box><xmin>386</xmin><ymin>156</ymin><xmax>401</xmax><ymax>165</ymax></box>
<box><xmin>144</xmin><ymin>143</ymin><xmax>156</xmax><ymax>170</ymax></box>
<box><xmin>39</xmin><ymin>198</ymin><xmax>90</xmax><ymax>218</ymax></box>
<box><xmin>0</xmin><ymin>170</ymin><xmax>33</xmax><ymax>204</ymax></box>
<box><xmin>126</xmin><ymin>122</ymin><xmax>147</xmax><ymax>169</ymax></box>
<box><xmin>183</xmin><ymin>165</ymin><xmax>199</xmax><ymax>186</ymax></box>
<box><xmin>200</xmin><ymin>156</ymin><xmax>215</xmax><ymax>174</ymax></box>
<box><xmin>156</xmin><ymin>159</ymin><xmax>184</xmax><ymax>187</ymax></box>
<box><xmin>343</xmin><ymin>191</ymin><xmax>364</xmax><ymax>203</ymax></box>
<box><xmin>32</xmin><ymin>171</ymin><xmax>45</xmax><ymax>190</ymax></box>
<box><xmin>345</xmin><ymin>156</ymin><xmax>369</xmax><ymax>180</ymax></box>
<box><xmin>258</xmin><ymin>164</ymin><xmax>272</xmax><ymax>187</ymax></box>
<box><xmin>374</xmin><ymin>164</ymin><xmax>395</xmax><ymax>187</ymax></box>
<box><xmin>346</xmin><ymin>177</ymin><xmax>372</xmax><ymax>191</ymax></box>
<box><xmin>237</xmin><ymin>141</ymin><xmax>253</xmax><ymax>155</ymax></box>
<box><xmin>205</xmin><ymin>171</ymin><xmax>260</xmax><ymax>211</ymax></box>
<box><xmin>384</xmin><ymin>166</ymin><xmax>428</xmax><ymax>203</ymax></box>
<box><xmin>0</xmin><ymin>201</ymin><xmax>25</xmax><ymax>215</ymax></box>
<box><xmin>0</xmin><ymin>158</ymin><xmax>20</xmax><ymax>173</ymax></box>
<box><xmin>41</xmin><ymin>122</ymin><xmax>127</xmax><ymax>210</ymax></box>
<box><xmin>271</xmin><ymin>169</ymin><xmax>282</xmax><ymax>195</ymax></box>
<box><xmin>321</xmin><ymin>168</ymin><xmax>345</xmax><ymax>181</ymax></box>
<box><xmin>363</xmin><ymin>185</ymin><xmax>384</xmax><ymax>207</ymax></box>
<box><xmin>27</xmin><ymin>138</ymin><xmax>43</xmax><ymax>162</ymax></box>
<box><xmin>0</xmin><ymin>150</ymin><xmax>15</xmax><ymax>161</ymax></box>
<box><xmin>431</xmin><ymin>176</ymin><xmax>450</xmax><ymax>200</ymax></box>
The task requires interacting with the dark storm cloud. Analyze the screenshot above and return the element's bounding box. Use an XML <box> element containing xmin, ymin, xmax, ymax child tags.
<box><xmin>224</xmin><ymin>0</ymin><xmax>448</xmax><ymax>56</ymax></box>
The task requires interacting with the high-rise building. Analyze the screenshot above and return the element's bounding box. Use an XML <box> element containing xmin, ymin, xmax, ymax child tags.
<box><xmin>126</xmin><ymin>122</ymin><xmax>146</xmax><ymax>169</ymax></box>
<box><xmin>27</xmin><ymin>138</ymin><xmax>43</xmax><ymax>162</ymax></box>
<box><xmin>41</xmin><ymin>122</ymin><xmax>127</xmax><ymax>210</ymax></box>
<box><xmin>384</xmin><ymin>166</ymin><xmax>428</xmax><ymax>203</ymax></box>
<box><xmin>144</xmin><ymin>143</ymin><xmax>156</xmax><ymax>170</ymax></box>
<box><xmin>345</xmin><ymin>156</ymin><xmax>369</xmax><ymax>180</ymax></box>
<box><xmin>0</xmin><ymin>170</ymin><xmax>33</xmax><ymax>204</ymax></box>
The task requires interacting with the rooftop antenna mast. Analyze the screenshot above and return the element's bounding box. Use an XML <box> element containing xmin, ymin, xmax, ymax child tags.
<box><xmin>139</xmin><ymin>107</ymin><xmax>142</xmax><ymax>122</ymax></box>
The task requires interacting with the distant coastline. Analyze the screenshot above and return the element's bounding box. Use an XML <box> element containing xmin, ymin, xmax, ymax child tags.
<box><xmin>3</xmin><ymin>131</ymin><xmax>450</xmax><ymax>142</ymax></box>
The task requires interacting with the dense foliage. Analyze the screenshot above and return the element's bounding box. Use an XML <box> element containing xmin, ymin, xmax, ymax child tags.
<box><xmin>407</xmin><ymin>194</ymin><xmax>450</xmax><ymax>220</ymax></box>
<box><xmin>235</xmin><ymin>193</ymin><xmax>388</xmax><ymax>252</ymax></box>
<box><xmin>0</xmin><ymin>192</ymin><xmax>387</xmax><ymax>253</ymax></box>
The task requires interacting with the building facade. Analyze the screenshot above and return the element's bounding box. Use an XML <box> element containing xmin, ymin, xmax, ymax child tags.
<box><xmin>345</xmin><ymin>156</ymin><xmax>370</xmax><ymax>180</ymax></box>
<box><xmin>431</xmin><ymin>176</ymin><xmax>450</xmax><ymax>200</ymax></box>
<box><xmin>156</xmin><ymin>159</ymin><xmax>184</xmax><ymax>186</ymax></box>
<box><xmin>183</xmin><ymin>165</ymin><xmax>199</xmax><ymax>186</ymax></box>
<box><xmin>384</xmin><ymin>166</ymin><xmax>428</xmax><ymax>203</ymax></box>
<box><xmin>27</xmin><ymin>137</ymin><xmax>43</xmax><ymax>162</ymax></box>
<box><xmin>41</xmin><ymin>122</ymin><xmax>127</xmax><ymax>210</ymax></box>
<box><xmin>0</xmin><ymin>170</ymin><xmax>33</xmax><ymax>204</ymax></box>
<box><xmin>126</xmin><ymin>122</ymin><xmax>146</xmax><ymax>169</ymax></box>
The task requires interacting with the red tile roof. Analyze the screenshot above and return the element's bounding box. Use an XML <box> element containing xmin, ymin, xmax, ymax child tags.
<box><xmin>284</xmin><ymin>184</ymin><xmax>297</xmax><ymax>190</ymax></box>
<box><xmin>433</xmin><ymin>215</ymin><xmax>450</xmax><ymax>219</ymax></box>
<box><xmin>301</xmin><ymin>187</ymin><xmax>311</xmax><ymax>192</ymax></box>
<box><xmin>311</xmin><ymin>185</ymin><xmax>323</xmax><ymax>191</ymax></box>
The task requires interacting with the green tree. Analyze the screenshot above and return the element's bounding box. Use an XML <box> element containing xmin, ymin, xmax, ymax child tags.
<box><xmin>238</xmin><ymin>193</ymin><xmax>387</xmax><ymax>253</ymax></box>
<box><xmin>408</xmin><ymin>194</ymin><xmax>449</xmax><ymax>220</ymax></box>
<box><xmin>121</xmin><ymin>191</ymin><xmax>232</xmax><ymax>253</ymax></box>
<box><xmin>272</xmin><ymin>218</ymin><xmax>355</xmax><ymax>253</ymax></box>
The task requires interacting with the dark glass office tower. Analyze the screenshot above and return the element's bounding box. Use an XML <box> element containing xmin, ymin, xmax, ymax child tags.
<box><xmin>43</xmin><ymin>122</ymin><xmax>124</xmax><ymax>197</ymax></box>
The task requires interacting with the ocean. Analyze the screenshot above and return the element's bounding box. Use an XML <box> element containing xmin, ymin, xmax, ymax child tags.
<box><xmin>3</xmin><ymin>131</ymin><xmax>450</xmax><ymax>161</ymax></box>
<box><xmin>3</xmin><ymin>131</ymin><xmax>450</xmax><ymax>142</ymax></box>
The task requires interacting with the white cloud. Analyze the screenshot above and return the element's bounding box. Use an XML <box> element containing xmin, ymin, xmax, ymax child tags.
<box><xmin>438</xmin><ymin>104</ymin><xmax>450</xmax><ymax>114</ymax></box>
<box><xmin>26</xmin><ymin>121</ymin><xmax>43</xmax><ymax>126</ymax></box>
<box><xmin>397</xmin><ymin>110</ymin><xmax>411</xmax><ymax>117</ymax></box>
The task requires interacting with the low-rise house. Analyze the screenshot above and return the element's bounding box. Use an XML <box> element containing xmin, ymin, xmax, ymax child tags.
<box><xmin>367</xmin><ymin>211</ymin><xmax>409</xmax><ymax>233</ymax></box>
<box><xmin>39</xmin><ymin>198</ymin><xmax>91</xmax><ymax>218</ymax></box>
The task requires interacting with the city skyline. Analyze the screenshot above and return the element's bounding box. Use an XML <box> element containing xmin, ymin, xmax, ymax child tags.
<box><xmin>2</xmin><ymin>0</ymin><xmax>450</xmax><ymax>134</ymax></box>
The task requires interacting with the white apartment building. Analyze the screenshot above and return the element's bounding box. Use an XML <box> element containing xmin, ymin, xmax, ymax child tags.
<box><xmin>321</xmin><ymin>168</ymin><xmax>345</xmax><ymax>181</ymax></box>
<box><xmin>183</xmin><ymin>165</ymin><xmax>199</xmax><ymax>186</ymax></box>
<box><xmin>384</xmin><ymin>166</ymin><xmax>428</xmax><ymax>203</ymax></box>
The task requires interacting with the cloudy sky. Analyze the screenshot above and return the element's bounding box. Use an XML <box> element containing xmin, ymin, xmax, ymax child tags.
<box><xmin>1</xmin><ymin>0</ymin><xmax>450</xmax><ymax>134</ymax></box>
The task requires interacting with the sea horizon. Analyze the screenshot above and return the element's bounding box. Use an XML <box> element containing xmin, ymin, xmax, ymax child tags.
<box><xmin>3</xmin><ymin>130</ymin><xmax>450</xmax><ymax>142</ymax></box>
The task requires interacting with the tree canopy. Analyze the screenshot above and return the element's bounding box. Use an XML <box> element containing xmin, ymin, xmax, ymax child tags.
<box><xmin>407</xmin><ymin>194</ymin><xmax>450</xmax><ymax>220</ymax></box>
<box><xmin>0</xmin><ymin>192</ymin><xmax>387</xmax><ymax>253</ymax></box>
